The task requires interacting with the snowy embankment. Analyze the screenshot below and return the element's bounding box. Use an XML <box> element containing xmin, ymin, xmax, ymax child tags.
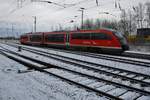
<box><xmin>0</xmin><ymin>53</ymin><xmax>107</xmax><ymax>100</ymax></box>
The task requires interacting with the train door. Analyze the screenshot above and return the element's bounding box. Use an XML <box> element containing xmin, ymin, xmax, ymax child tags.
<box><xmin>66</xmin><ymin>32</ymin><xmax>70</xmax><ymax>48</ymax></box>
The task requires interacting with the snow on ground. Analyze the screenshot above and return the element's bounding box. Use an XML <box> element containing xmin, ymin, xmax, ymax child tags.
<box><xmin>126</xmin><ymin>50</ymin><xmax>150</xmax><ymax>55</ymax></box>
<box><xmin>0</xmin><ymin>54</ymin><xmax>108</xmax><ymax>100</ymax></box>
<box><xmin>129</xmin><ymin>44</ymin><xmax>150</xmax><ymax>53</ymax></box>
<box><xmin>1</xmin><ymin>43</ymin><xmax>150</xmax><ymax>76</ymax></box>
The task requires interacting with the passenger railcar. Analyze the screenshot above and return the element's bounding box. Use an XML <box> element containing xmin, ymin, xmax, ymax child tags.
<box><xmin>28</xmin><ymin>32</ymin><xmax>44</xmax><ymax>45</ymax></box>
<box><xmin>44</xmin><ymin>32</ymin><xmax>66</xmax><ymax>48</ymax></box>
<box><xmin>20</xmin><ymin>29</ymin><xmax>129</xmax><ymax>53</ymax></box>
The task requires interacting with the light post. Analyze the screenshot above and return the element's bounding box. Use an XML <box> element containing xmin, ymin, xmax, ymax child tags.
<box><xmin>12</xmin><ymin>23</ymin><xmax>15</xmax><ymax>38</ymax></box>
<box><xmin>30</xmin><ymin>1</ymin><xmax>66</xmax><ymax>33</ymax></box>
<box><xmin>79</xmin><ymin>8</ymin><xmax>85</xmax><ymax>29</ymax></box>
<box><xmin>6</xmin><ymin>23</ymin><xmax>9</xmax><ymax>37</ymax></box>
<box><xmin>32</xmin><ymin>16</ymin><xmax>36</xmax><ymax>33</ymax></box>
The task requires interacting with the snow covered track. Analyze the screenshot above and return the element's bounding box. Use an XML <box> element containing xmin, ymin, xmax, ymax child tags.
<box><xmin>0</xmin><ymin>47</ymin><xmax>122</xmax><ymax>100</ymax></box>
<box><xmin>4</xmin><ymin>43</ymin><xmax>150</xmax><ymax>74</ymax></box>
<box><xmin>6</xmin><ymin>42</ymin><xmax>150</xmax><ymax>67</ymax></box>
<box><xmin>0</xmin><ymin>44</ymin><xmax>150</xmax><ymax>99</ymax></box>
<box><xmin>123</xmin><ymin>51</ymin><xmax>150</xmax><ymax>60</ymax></box>
<box><xmin>8</xmin><ymin>45</ymin><xmax>150</xmax><ymax>86</ymax></box>
<box><xmin>45</xmin><ymin>48</ymin><xmax>150</xmax><ymax>67</ymax></box>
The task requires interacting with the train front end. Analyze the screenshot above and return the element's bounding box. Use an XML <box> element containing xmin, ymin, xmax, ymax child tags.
<box><xmin>113</xmin><ymin>31</ymin><xmax>129</xmax><ymax>51</ymax></box>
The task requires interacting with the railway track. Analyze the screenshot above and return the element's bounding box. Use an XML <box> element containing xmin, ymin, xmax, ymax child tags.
<box><xmin>123</xmin><ymin>51</ymin><xmax>150</xmax><ymax>60</ymax></box>
<box><xmin>3</xmin><ymin>44</ymin><xmax>150</xmax><ymax>82</ymax></box>
<box><xmin>45</xmin><ymin>48</ymin><xmax>150</xmax><ymax>67</ymax></box>
<box><xmin>0</xmin><ymin>44</ymin><xmax>150</xmax><ymax>99</ymax></box>
<box><xmin>0</xmin><ymin>47</ymin><xmax>122</xmax><ymax>100</ymax></box>
<box><xmin>5</xmin><ymin>43</ymin><xmax>150</xmax><ymax>68</ymax></box>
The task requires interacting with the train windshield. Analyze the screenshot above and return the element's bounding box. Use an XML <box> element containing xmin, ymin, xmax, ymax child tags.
<box><xmin>113</xmin><ymin>32</ymin><xmax>124</xmax><ymax>38</ymax></box>
<box><xmin>113</xmin><ymin>31</ymin><xmax>128</xmax><ymax>45</ymax></box>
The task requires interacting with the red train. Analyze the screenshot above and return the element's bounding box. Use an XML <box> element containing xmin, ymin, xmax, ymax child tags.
<box><xmin>20</xmin><ymin>29</ymin><xmax>129</xmax><ymax>53</ymax></box>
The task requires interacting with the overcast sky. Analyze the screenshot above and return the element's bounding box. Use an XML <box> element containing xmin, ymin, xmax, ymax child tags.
<box><xmin>0</xmin><ymin>0</ymin><xmax>149</xmax><ymax>35</ymax></box>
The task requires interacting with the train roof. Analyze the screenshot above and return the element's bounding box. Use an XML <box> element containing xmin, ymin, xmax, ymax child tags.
<box><xmin>22</xmin><ymin>28</ymin><xmax>117</xmax><ymax>35</ymax></box>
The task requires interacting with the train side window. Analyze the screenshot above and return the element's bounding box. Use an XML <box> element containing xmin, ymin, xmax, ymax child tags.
<box><xmin>30</xmin><ymin>35</ymin><xmax>42</xmax><ymax>42</ymax></box>
<box><xmin>72</xmin><ymin>33</ymin><xmax>91</xmax><ymax>39</ymax></box>
<box><xmin>45</xmin><ymin>34</ymin><xmax>64</xmax><ymax>42</ymax></box>
<box><xmin>91</xmin><ymin>33</ymin><xmax>112</xmax><ymax>40</ymax></box>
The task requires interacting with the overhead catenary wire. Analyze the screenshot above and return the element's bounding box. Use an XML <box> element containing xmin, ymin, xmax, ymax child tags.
<box><xmin>3</xmin><ymin>0</ymin><xmax>120</xmax><ymax>18</ymax></box>
<box><xmin>0</xmin><ymin>0</ymin><xmax>127</xmax><ymax>32</ymax></box>
<box><xmin>37</xmin><ymin>0</ymin><xmax>120</xmax><ymax>27</ymax></box>
<box><xmin>1</xmin><ymin>0</ymin><xmax>121</xmax><ymax>26</ymax></box>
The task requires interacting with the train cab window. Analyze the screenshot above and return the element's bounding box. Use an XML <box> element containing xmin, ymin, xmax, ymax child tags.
<box><xmin>91</xmin><ymin>33</ymin><xmax>112</xmax><ymax>40</ymax></box>
<box><xmin>113</xmin><ymin>32</ymin><xmax>124</xmax><ymax>38</ymax></box>
<box><xmin>30</xmin><ymin>35</ymin><xmax>42</xmax><ymax>42</ymax></box>
<box><xmin>45</xmin><ymin>34</ymin><xmax>64</xmax><ymax>42</ymax></box>
<box><xmin>72</xmin><ymin>33</ymin><xmax>91</xmax><ymax>39</ymax></box>
<box><xmin>113</xmin><ymin>31</ymin><xmax>127</xmax><ymax>44</ymax></box>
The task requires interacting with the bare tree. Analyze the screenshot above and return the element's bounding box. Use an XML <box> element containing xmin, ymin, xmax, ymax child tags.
<box><xmin>83</xmin><ymin>19</ymin><xmax>94</xmax><ymax>29</ymax></box>
<box><xmin>119</xmin><ymin>9</ymin><xmax>129</xmax><ymax>35</ymax></box>
<box><xmin>133</xmin><ymin>3</ymin><xmax>145</xmax><ymax>28</ymax></box>
<box><xmin>126</xmin><ymin>10</ymin><xmax>137</xmax><ymax>35</ymax></box>
<box><xmin>145</xmin><ymin>2</ymin><xmax>150</xmax><ymax>28</ymax></box>
<box><xmin>95</xmin><ymin>19</ymin><xmax>101</xmax><ymax>29</ymax></box>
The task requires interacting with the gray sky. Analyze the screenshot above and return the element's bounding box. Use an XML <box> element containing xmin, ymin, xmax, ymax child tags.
<box><xmin>0</xmin><ymin>0</ymin><xmax>149</xmax><ymax>34</ymax></box>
